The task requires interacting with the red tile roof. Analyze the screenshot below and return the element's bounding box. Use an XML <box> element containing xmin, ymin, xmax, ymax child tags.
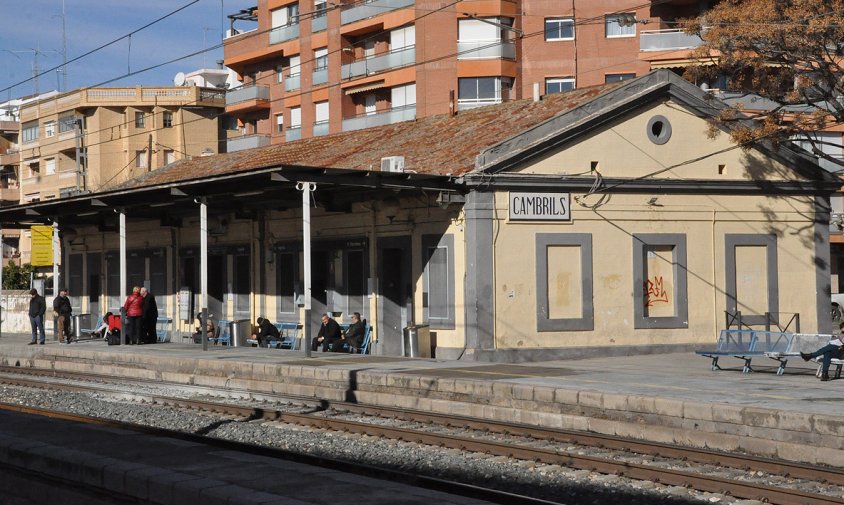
<box><xmin>118</xmin><ymin>82</ymin><xmax>624</xmax><ymax>190</ymax></box>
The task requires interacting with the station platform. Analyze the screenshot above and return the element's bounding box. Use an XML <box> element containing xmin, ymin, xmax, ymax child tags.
<box><xmin>1</xmin><ymin>331</ymin><xmax>842</xmax><ymax>468</ymax></box>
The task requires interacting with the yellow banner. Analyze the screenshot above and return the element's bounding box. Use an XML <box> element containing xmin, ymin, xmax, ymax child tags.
<box><xmin>30</xmin><ymin>225</ymin><xmax>53</xmax><ymax>267</ymax></box>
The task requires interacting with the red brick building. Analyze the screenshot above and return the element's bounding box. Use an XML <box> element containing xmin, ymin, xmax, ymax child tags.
<box><xmin>222</xmin><ymin>0</ymin><xmax>711</xmax><ymax>151</ymax></box>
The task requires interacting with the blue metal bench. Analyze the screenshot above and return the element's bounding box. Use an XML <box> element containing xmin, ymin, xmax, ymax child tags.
<box><xmin>763</xmin><ymin>333</ymin><xmax>840</xmax><ymax>376</ymax></box>
<box><xmin>213</xmin><ymin>320</ymin><xmax>232</xmax><ymax>345</ymax></box>
<box><xmin>697</xmin><ymin>330</ymin><xmax>798</xmax><ymax>373</ymax></box>
<box><xmin>156</xmin><ymin>317</ymin><xmax>172</xmax><ymax>343</ymax></box>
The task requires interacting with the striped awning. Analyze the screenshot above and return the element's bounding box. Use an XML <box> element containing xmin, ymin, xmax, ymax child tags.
<box><xmin>344</xmin><ymin>81</ymin><xmax>386</xmax><ymax>95</ymax></box>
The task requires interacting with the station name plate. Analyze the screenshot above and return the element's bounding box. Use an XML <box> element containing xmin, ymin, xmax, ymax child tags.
<box><xmin>509</xmin><ymin>192</ymin><xmax>571</xmax><ymax>221</ymax></box>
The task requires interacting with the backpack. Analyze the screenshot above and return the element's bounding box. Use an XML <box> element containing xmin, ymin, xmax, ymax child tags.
<box><xmin>107</xmin><ymin>330</ymin><xmax>121</xmax><ymax>346</ymax></box>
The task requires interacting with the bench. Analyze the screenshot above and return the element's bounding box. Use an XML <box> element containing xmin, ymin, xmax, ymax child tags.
<box><xmin>695</xmin><ymin>330</ymin><xmax>794</xmax><ymax>373</ymax></box>
<box><xmin>246</xmin><ymin>322</ymin><xmax>301</xmax><ymax>349</ymax></box>
<box><xmin>156</xmin><ymin>317</ymin><xmax>172</xmax><ymax>343</ymax></box>
<box><xmin>763</xmin><ymin>333</ymin><xmax>832</xmax><ymax>375</ymax></box>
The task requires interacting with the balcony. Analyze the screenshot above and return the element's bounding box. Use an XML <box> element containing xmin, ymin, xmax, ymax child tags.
<box><xmin>0</xmin><ymin>149</ymin><xmax>20</xmax><ymax>167</ymax></box>
<box><xmin>342</xmin><ymin>105</ymin><xmax>415</xmax><ymax>132</ymax></box>
<box><xmin>457</xmin><ymin>40</ymin><xmax>515</xmax><ymax>60</ymax></box>
<box><xmin>313</xmin><ymin>122</ymin><xmax>329</xmax><ymax>137</ymax></box>
<box><xmin>640</xmin><ymin>29</ymin><xmax>703</xmax><ymax>52</ymax></box>
<box><xmin>342</xmin><ymin>46</ymin><xmax>415</xmax><ymax>79</ymax></box>
<box><xmin>0</xmin><ymin>187</ymin><xmax>19</xmax><ymax>202</ymax></box>
<box><xmin>270</xmin><ymin>23</ymin><xmax>300</xmax><ymax>45</ymax></box>
<box><xmin>457</xmin><ymin>99</ymin><xmax>502</xmax><ymax>111</ymax></box>
<box><xmin>227</xmin><ymin>134</ymin><xmax>271</xmax><ymax>152</ymax></box>
<box><xmin>286</xmin><ymin>127</ymin><xmax>302</xmax><ymax>141</ymax></box>
<box><xmin>313</xmin><ymin>68</ymin><xmax>328</xmax><ymax>86</ymax></box>
<box><xmin>226</xmin><ymin>84</ymin><xmax>270</xmax><ymax>106</ymax></box>
<box><xmin>341</xmin><ymin>0</ymin><xmax>414</xmax><ymax>25</ymax></box>
<box><xmin>312</xmin><ymin>15</ymin><xmax>327</xmax><ymax>32</ymax></box>
<box><xmin>285</xmin><ymin>74</ymin><xmax>301</xmax><ymax>92</ymax></box>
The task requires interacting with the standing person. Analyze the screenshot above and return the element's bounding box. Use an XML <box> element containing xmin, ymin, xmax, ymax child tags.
<box><xmin>28</xmin><ymin>288</ymin><xmax>46</xmax><ymax>345</ymax></box>
<box><xmin>123</xmin><ymin>286</ymin><xmax>143</xmax><ymax>345</ymax></box>
<box><xmin>251</xmin><ymin>317</ymin><xmax>280</xmax><ymax>348</ymax></box>
<box><xmin>140</xmin><ymin>287</ymin><xmax>158</xmax><ymax>344</ymax></box>
<box><xmin>801</xmin><ymin>322</ymin><xmax>844</xmax><ymax>381</ymax></box>
<box><xmin>52</xmin><ymin>288</ymin><xmax>72</xmax><ymax>344</ymax></box>
<box><xmin>311</xmin><ymin>313</ymin><xmax>341</xmax><ymax>352</ymax></box>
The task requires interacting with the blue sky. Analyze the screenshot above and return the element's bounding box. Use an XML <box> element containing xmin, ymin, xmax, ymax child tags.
<box><xmin>0</xmin><ymin>0</ymin><xmax>256</xmax><ymax>100</ymax></box>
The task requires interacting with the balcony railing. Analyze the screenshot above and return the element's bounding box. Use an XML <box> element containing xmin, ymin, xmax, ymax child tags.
<box><xmin>227</xmin><ymin>134</ymin><xmax>271</xmax><ymax>152</ymax></box>
<box><xmin>457</xmin><ymin>40</ymin><xmax>516</xmax><ymax>60</ymax></box>
<box><xmin>342</xmin><ymin>105</ymin><xmax>415</xmax><ymax>132</ymax></box>
<box><xmin>312</xmin><ymin>15</ymin><xmax>327</xmax><ymax>32</ymax></box>
<box><xmin>269</xmin><ymin>23</ymin><xmax>300</xmax><ymax>45</ymax></box>
<box><xmin>342</xmin><ymin>46</ymin><xmax>415</xmax><ymax>79</ymax></box>
<box><xmin>457</xmin><ymin>98</ymin><xmax>502</xmax><ymax>111</ymax></box>
<box><xmin>0</xmin><ymin>150</ymin><xmax>20</xmax><ymax>166</ymax></box>
<box><xmin>819</xmin><ymin>154</ymin><xmax>844</xmax><ymax>173</ymax></box>
<box><xmin>286</xmin><ymin>127</ymin><xmax>302</xmax><ymax>141</ymax></box>
<box><xmin>341</xmin><ymin>0</ymin><xmax>414</xmax><ymax>25</ymax></box>
<box><xmin>313</xmin><ymin>121</ymin><xmax>329</xmax><ymax>137</ymax></box>
<box><xmin>640</xmin><ymin>29</ymin><xmax>703</xmax><ymax>51</ymax></box>
<box><xmin>313</xmin><ymin>68</ymin><xmax>328</xmax><ymax>86</ymax></box>
<box><xmin>225</xmin><ymin>84</ymin><xmax>270</xmax><ymax>105</ymax></box>
<box><xmin>0</xmin><ymin>187</ymin><xmax>19</xmax><ymax>202</ymax></box>
<box><xmin>285</xmin><ymin>74</ymin><xmax>301</xmax><ymax>92</ymax></box>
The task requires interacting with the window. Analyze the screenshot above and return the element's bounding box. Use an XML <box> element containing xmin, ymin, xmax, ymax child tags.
<box><xmin>21</xmin><ymin>121</ymin><xmax>39</xmax><ymax>143</ymax></box>
<box><xmin>164</xmin><ymin>150</ymin><xmax>175</xmax><ymax>164</ymax></box>
<box><xmin>422</xmin><ymin>234</ymin><xmax>455</xmax><ymax>329</ymax></box>
<box><xmin>344</xmin><ymin>249</ymin><xmax>366</xmax><ymax>317</ymax></box>
<box><xmin>605</xmin><ymin>73</ymin><xmax>636</xmax><ymax>83</ymax></box>
<box><xmin>276</xmin><ymin>65</ymin><xmax>284</xmax><ymax>83</ymax></box>
<box><xmin>546</xmin><ymin>77</ymin><xmax>575</xmax><ymax>94</ymax></box>
<box><xmin>289</xmin><ymin>55</ymin><xmax>301</xmax><ymax>76</ymax></box>
<box><xmin>314</xmin><ymin>101</ymin><xmax>329</xmax><ymax>124</ymax></box>
<box><xmin>271</xmin><ymin>3</ymin><xmax>299</xmax><ymax>27</ymax></box>
<box><xmin>390</xmin><ymin>26</ymin><xmax>415</xmax><ymax>49</ymax></box>
<box><xmin>606</xmin><ymin>13</ymin><xmax>636</xmax><ymax>38</ymax></box>
<box><xmin>275</xmin><ymin>113</ymin><xmax>284</xmax><ymax>133</ymax></box>
<box><xmin>135</xmin><ymin>111</ymin><xmax>145</xmax><ymax>128</ymax></box>
<box><xmin>314</xmin><ymin>47</ymin><xmax>328</xmax><ymax>70</ymax></box>
<box><xmin>632</xmin><ymin>234</ymin><xmax>688</xmax><ymax>329</ymax></box>
<box><xmin>545</xmin><ymin>18</ymin><xmax>574</xmax><ymax>41</ymax></box>
<box><xmin>314</xmin><ymin>0</ymin><xmax>327</xmax><ymax>17</ymax></box>
<box><xmin>44</xmin><ymin>158</ymin><xmax>56</xmax><ymax>175</ymax></box>
<box><xmin>289</xmin><ymin>107</ymin><xmax>302</xmax><ymax>129</ymax></box>
<box><xmin>26</xmin><ymin>160</ymin><xmax>39</xmax><ymax>177</ymax></box>
<box><xmin>364</xmin><ymin>95</ymin><xmax>377</xmax><ymax>115</ymax></box>
<box><xmin>457</xmin><ymin>76</ymin><xmax>511</xmax><ymax>109</ymax></box>
<box><xmin>536</xmin><ymin>233</ymin><xmax>594</xmax><ymax>331</ymax></box>
<box><xmin>276</xmin><ymin>250</ymin><xmax>298</xmax><ymax>316</ymax></box>
<box><xmin>163</xmin><ymin>111</ymin><xmax>173</xmax><ymax>128</ymax></box>
<box><xmin>44</xmin><ymin>121</ymin><xmax>56</xmax><ymax>138</ymax></box>
<box><xmin>59</xmin><ymin>114</ymin><xmax>78</xmax><ymax>133</ymax></box>
<box><xmin>24</xmin><ymin>192</ymin><xmax>40</xmax><ymax>203</ymax></box>
<box><xmin>391</xmin><ymin>83</ymin><xmax>416</xmax><ymax>109</ymax></box>
<box><xmin>135</xmin><ymin>150</ymin><xmax>147</xmax><ymax>168</ymax></box>
<box><xmin>363</xmin><ymin>39</ymin><xmax>376</xmax><ymax>58</ymax></box>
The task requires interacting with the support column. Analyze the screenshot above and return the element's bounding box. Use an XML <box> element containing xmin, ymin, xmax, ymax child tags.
<box><xmin>200</xmin><ymin>198</ymin><xmax>208</xmax><ymax>351</ymax></box>
<box><xmin>0</xmin><ymin>225</ymin><xmax>3</xmax><ymax>339</ymax></box>
<box><xmin>119</xmin><ymin>210</ymin><xmax>127</xmax><ymax>344</ymax></box>
<box><xmin>298</xmin><ymin>182</ymin><xmax>315</xmax><ymax>358</ymax></box>
<box><xmin>463</xmin><ymin>191</ymin><xmax>495</xmax><ymax>359</ymax></box>
<box><xmin>53</xmin><ymin>220</ymin><xmax>61</xmax><ymax>341</ymax></box>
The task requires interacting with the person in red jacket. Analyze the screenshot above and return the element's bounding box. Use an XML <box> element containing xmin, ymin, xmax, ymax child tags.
<box><xmin>123</xmin><ymin>286</ymin><xmax>143</xmax><ymax>345</ymax></box>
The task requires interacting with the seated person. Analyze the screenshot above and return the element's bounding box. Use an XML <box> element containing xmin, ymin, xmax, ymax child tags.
<box><xmin>252</xmin><ymin>317</ymin><xmax>280</xmax><ymax>348</ymax></box>
<box><xmin>311</xmin><ymin>313</ymin><xmax>341</xmax><ymax>352</ymax></box>
<box><xmin>192</xmin><ymin>313</ymin><xmax>216</xmax><ymax>344</ymax></box>
<box><xmin>91</xmin><ymin>312</ymin><xmax>115</xmax><ymax>339</ymax></box>
<box><xmin>801</xmin><ymin>322</ymin><xmax>844</xmax><ymax>381</ymax></box>
<box><xmin>337</xmin><ymin>312</ymin><xmax>366</xmax><ymax>353</ymax></box>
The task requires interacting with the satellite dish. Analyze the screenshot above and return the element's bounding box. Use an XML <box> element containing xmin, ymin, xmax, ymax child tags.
<box><xmin>174</xmin><ymin>72</ymin><xmax>186</xmax><ymax>86</ymax></box>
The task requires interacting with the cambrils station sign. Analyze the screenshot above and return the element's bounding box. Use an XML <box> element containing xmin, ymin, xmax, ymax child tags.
<box><xmin>508</xmin><ymin>192</ymin><xmax>571</xmax><ymax>221</ymax></box>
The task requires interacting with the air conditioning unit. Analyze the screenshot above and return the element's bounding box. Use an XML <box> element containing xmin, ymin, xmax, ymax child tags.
<box><xmin>380</xmin><ymin>156</ymin><xmax>405</xmax><ymax>173</ymax></box>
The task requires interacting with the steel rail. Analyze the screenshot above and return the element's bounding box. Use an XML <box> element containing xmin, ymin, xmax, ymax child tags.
<box><xmin>2</xmin><ymin>367</ymin><xmax>842</xmax><ymax>505</ymax></box>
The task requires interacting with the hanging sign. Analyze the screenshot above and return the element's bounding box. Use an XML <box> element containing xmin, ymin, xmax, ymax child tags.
<box><xmin>508</xmin><ymin>192</ymin><xmax>571</xmax><ymax>221</ymax></box>
<box><xmin>30</xmin><ymin>225</ymin><xmax>54</xmax><ymax>266</ymax></box>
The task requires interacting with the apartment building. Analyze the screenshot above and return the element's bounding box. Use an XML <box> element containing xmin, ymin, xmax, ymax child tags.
<box><xmin>16</xmin><ymin>85</ymin><xmax>227</xmax><ymax>204</ymax></box>
<box><xmin>222</xmin><ymin>0</ymin><xmax>713</xmax><ymax>150</ymax></box>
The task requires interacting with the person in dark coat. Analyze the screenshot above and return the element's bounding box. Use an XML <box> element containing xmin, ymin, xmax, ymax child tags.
<box><xmin>252</xmin><ymin>317</ymin><xmax>280</xmax><ymax>348</ymax></box>
<box><xmin>52</xmin><ymin>288</ymin><xmax>72</xmax><ymax>344</ymax></box>
<box><xmin>312</xmin><ymin>313</ymin><xmax>341</xmax><ymax>352</ymax></box>
<box><xmin>28</xmin><ymin>288</ymin><xmax>46</xmax><ymax>345</ymax></box>
<box><xmin>340</xmin><ymin>312</ymin><xmax>366</xmax><ymax>353</ymax></box>
<box><xmin>140</xmin><ymin>287</ymin><xmax>158</xmax><ymax>344</ymax></box>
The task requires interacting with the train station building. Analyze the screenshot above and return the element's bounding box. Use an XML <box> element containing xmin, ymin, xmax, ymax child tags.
<box><xmin>0</xmin><ymin>70</ymin><xmax>837</xmax><ymax>361</ymax></box>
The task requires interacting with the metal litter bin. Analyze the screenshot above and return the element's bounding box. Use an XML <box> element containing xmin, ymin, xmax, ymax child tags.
<box><xmin>229</xmin><ymin>319</ymin><xmax>251</xmax><ymax>347</ymax></box>
<box><xmin>403</xmin><ymin>324</ymin><xmax>430</xmax><ymax>358</ymax></box>
<box><xmin>73</xmin><ymin>313</ymin><xmax>91</xmax><ymax>338</ymax></box>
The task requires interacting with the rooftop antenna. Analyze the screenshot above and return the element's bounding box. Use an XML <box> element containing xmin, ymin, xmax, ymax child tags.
<box><xmin>202</xmin><ymin>27</ymin><xmax>216</xmax><ymax>68</ymax></box>
<box><xmin>52</xmin><ymin>0</ymin><xmax>68</xmax><ymax>91</ymax></box>
<box><xmin>3</xmin><ymin>47</ymin><xmax>58</xmax><ymax>95</ymax></box>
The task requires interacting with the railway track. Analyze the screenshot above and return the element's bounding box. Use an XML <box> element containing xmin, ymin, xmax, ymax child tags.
<box><xmin>1</xmin><ymin>366</ymin><xmax>842</xmax><ymax>505</ymax></box>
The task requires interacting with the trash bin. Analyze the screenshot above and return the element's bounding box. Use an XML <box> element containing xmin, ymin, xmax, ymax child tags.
<box><xmin>229</xmin><ymin>319</ymin><xmax>251</xmax><ymax>347</ymax></box>
<box><xmin>73</xmin><ymin>313</ymin><xmax>91</xmax><ymax>338</ymax></box>
<box><xmin>403</xmin><ymin>324</ymin><xmax>430</xmax><ymax>358</ymax></box>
